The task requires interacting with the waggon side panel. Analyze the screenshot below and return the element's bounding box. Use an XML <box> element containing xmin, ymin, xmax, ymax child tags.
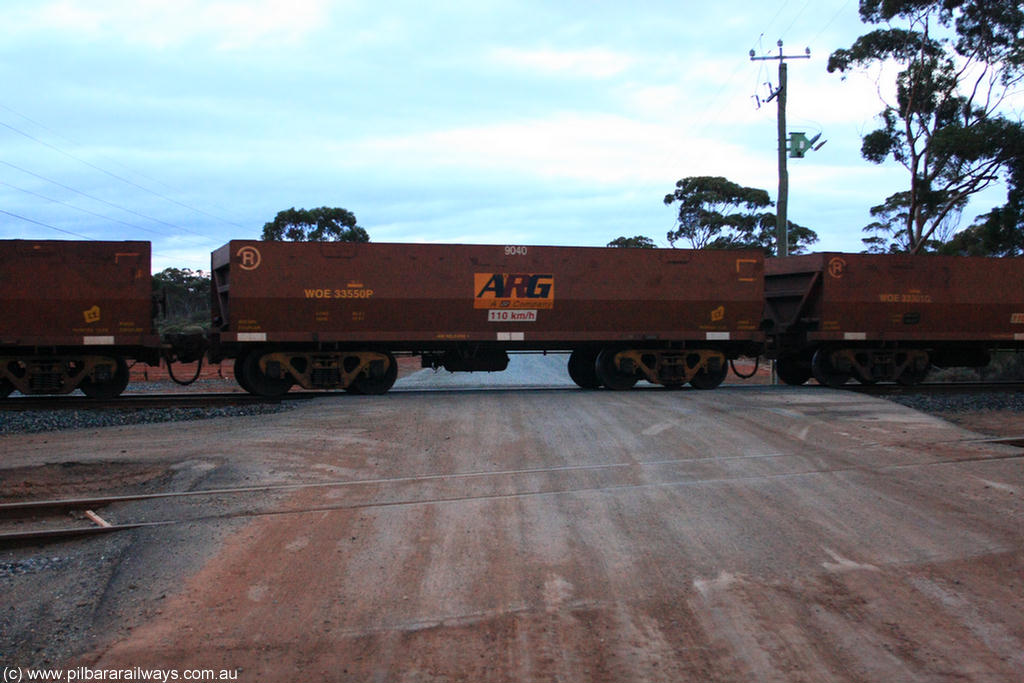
<box><xmin>215</xmin><ymin>241</ymin><xmax>765</xmax><ymax>347</ymax></box>
<box><xmin>766</xmin><ymin>253</ymin><xmax>1024</xmax><ymax>343</ymax></box>
<box><xmin>0</xmin><ymin>240</ymin><xmax>158</xmax><ymax>348</ymax></box>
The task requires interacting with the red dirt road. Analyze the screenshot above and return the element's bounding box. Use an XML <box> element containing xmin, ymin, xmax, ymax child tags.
<box><xmin>45</xmin><ymin>380</ymin><xmax>1024</xmax><ymax>682</ymax></box>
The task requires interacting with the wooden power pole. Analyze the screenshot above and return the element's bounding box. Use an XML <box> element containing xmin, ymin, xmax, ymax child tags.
<box><xmin>750</xmin><ymin>40</ymin><xmax>810</xmax><ymax>258</ymax></box>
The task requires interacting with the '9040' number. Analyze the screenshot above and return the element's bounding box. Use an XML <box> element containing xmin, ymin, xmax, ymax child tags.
<box><xmin>504</xmin><ymin>245</ymin><xmax>528</xmax><ymax>256</ymax></box>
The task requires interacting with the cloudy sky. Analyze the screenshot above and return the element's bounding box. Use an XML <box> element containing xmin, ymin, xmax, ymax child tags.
<box><xmin>0</xmin><ymin>0</ymin><xmax>1015</xmax><ymax>271</ymax></box>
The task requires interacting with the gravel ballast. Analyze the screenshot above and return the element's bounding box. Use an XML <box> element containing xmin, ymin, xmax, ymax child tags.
<box><xmin>3</xmin><ymin>386</ymin><xmax>1021</xmax><ymax>436</ymax></box>
<box><xmin>886</xmin><ymin>390</ymin><xmax>1024</xmax><ymax>415</ymax></box>
<box><xmin>0</xmin><ymin>404</ymin><xmax>292</xmax><ymax>435</ymax></box>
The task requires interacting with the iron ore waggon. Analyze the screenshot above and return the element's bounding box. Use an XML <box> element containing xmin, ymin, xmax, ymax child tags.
<box><xmin>0</xmin><ymin>240</ymin><xmax>160</xmax><ymax>397</ymax></box>
<box><xmin>208</xmin><ymin>241</ymin><xmax>765</xmax><ymax>396</ymax></box>
<box><xmin>764</xmin><ymin>252</ymin><xmax>1024</xmax><ymax>386</ymax></box>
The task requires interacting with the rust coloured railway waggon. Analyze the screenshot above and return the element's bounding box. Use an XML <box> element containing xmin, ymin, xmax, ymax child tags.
<box><xmin>764</xmin><ymin>252</ymin><xmax>1024</xmax><ymax>387</ymax></box>
<box><xmin>0</xmin><ymin>240</ymin><xmax>160</xmax><ymax>397</ymax></box>
<box><xmin>208</xmin><ymin>241</ymin><xmax>765</xmax><ymax>396</ymax></box>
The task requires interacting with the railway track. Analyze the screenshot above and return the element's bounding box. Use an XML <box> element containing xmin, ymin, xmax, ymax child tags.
<box><xmin>1</xmin><ymin>380</ymin><xmax>1020</xmax><ymax>410</ymax></box>
<box><xmin>843</xmin><ymin>381</ymin><xmax>1024</xmax><ymax>396</ymax></box>
<box><xmin>0</xmin><ymin>391</ymin><xmax>321</xmax><ymax>411</ymax></box>
<box><xmin>4</xmin><ymin>433</ymin><xmax>1022</xmax><ymax>548</ymax></box>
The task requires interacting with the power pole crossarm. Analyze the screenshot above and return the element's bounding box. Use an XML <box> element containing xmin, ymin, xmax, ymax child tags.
<box><xmin>750</xmin><ymin>40</ymin><xmax>810</xmax><ymax>258</ymax></box>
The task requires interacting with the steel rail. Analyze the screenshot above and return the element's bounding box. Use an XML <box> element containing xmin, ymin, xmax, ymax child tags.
<box><xmin>4</xmin><ymin>446</ymin><xmax>1024</xmax><ymax>547</ymax></box>
<box><xmin>3</xmin><ymin>437</ymin><xmax>1022</xmax><ymax>546</ymax></box>
<box><xmin>842</xmin><ymin>381</ymin><xmax>1024</xmax><ymax>395</ymax></box>
<box><xmin>0</xmin><ymin>392</ymin><xmax>322</xmax><ymax>411</ymax></box>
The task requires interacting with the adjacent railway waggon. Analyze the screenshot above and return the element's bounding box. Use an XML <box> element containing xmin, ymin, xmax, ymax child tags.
<box><xmin>0</xmin><ymin>240</ymin><xmax>161</xmax><ymax>398</ymax></box>
<box><xmin>764</xmin><ymin>252</ymin><xmax>1024</xmax><ymax>387</ymax></box>
<box><xmin>208</xmin><ymin>241</ymin><xmax>766</xmax><ymax>395</ymax></box>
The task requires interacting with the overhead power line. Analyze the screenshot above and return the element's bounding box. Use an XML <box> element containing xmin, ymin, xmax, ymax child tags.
<box><xmin>0</xmin><ymin>180</ymin><xmax>168</xmax><ymax>237</ymax></box>
<box><xmin>809</xmin><ymin>0</ymin><xmax>856</xmax><ymax>46</ymax></box>
<box><xmin>0</xmin><ymin>159</ymin><xmax>211</xmax><ymax>240</ymax></box>
<box><xmin>0</xmin><ymin>208</ymin><xmax>95</xmax><ymax>240</ymax></box>
<box><xmin>0</xmin><ymin>102</ymin><xmax>247</xmax><ymax>233</ymax></box>
<box><xmin>0</xmin><ymin>205</ymin><xmax>202</xmax><ymax>265</ymax></box>
<box><xmin>778</xmin><ymin>0</ymin><xmax>816</xmax><ymax>41</ymax></box>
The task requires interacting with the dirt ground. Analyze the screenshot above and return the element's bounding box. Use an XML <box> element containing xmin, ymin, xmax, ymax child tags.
<box><xmin>942</xmin><ymin>410</ymin><xmax>1023</xmax><ymax>438</ymax></box>
<box><xmin>2</xmin><ymin>365</ymin><xmax>1023</xmax><ymax>681</ymax></box>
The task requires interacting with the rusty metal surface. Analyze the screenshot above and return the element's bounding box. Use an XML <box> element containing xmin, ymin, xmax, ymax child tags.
<box><xmin>0</xmin><ymin>240</ymin><xmax>156</xmax><ymax>348</ymax></box>
<box><xmin>213</xmin><ymin>241</ymin><xmax>765</xmax><ymax>348</ymax></box>
<box><xmin>766</xmin><ymin>253</ymin><xmax>1024</xmax><ymax>343</ymax></box>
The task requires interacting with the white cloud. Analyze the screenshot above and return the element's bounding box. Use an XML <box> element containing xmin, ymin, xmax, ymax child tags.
<box><xmin>346</xmin><ymin>112</ymin><xmax>780</xmax><ymax>196</ymax></box>
<box><xmin>489</xmin><ymin>46</ymin><xmax>637</xmax><ymax>79</ymax></box>
<box><xmin>22</xmin><ymin>0</ymin><xmax>331</xmax><ymax>50</ymax></box>
<box><xmin>201</xmin><ymin>0</ymin><xmax>331</xmax><ymax>51</ymax></box>
<box><xmin>6</xmin><ymin>0</ymin><xmax>1007</xmax><ymax>259</ymax></box>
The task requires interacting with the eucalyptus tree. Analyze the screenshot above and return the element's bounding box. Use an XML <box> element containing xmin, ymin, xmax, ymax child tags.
<box><xmin>261</xmin><ymin>206</ymin><xmax>370</xmax><ymax>242</ymax></box>
<box><xmin>607</xmin><ymin>235</ymin><xmax>657</xmax><ymax>248</ymax></box>
<box><xmin>828</xmin><ymin>0</ymin><xmax>1024</xmax><ymax>253</ymax></box>
<box><xmin>663</xmin><ymin>176</ymin><xmax>817</xmax><ymax>255</ymax></box>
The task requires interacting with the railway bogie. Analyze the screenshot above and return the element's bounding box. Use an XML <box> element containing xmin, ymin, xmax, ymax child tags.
<box><xmin>0</xmin><ymin>353</ymin><xmax>131</xmax><ymax>397</ymax></box>
<box><xmin>234</xmin><ymin>348</ymin><xmax>397</xmax><ymax>397</ymax></box>
<box><xmin>591</xmin><ymin>347</ymin><xmax>730</xmax><ymax>390</ymax></box>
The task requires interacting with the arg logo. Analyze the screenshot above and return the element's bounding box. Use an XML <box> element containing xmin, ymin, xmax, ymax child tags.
<box><xmin>474</xmin><ymin>273</ymin><xmax>554</xmax><ymax>310</ymax></box>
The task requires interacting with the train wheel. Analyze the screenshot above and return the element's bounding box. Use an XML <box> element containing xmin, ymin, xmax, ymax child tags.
<box><xmin>242</xmin><ymin>352</ymin><xmax>294</xmax><ymax>397</ymax></box>
<box><xmin>0</xmin><ymin>377</ymin><xmax>13</xmax><ymax>397</ymax></box>
<box><xmin>567</xmin><ymin>349</ymin><xmax>601</xmax><ymax>389</ymax></box>
<box><xmin>811</xmin><ymin>349</ymin><xmax>851</xmax><ymax>388</ymax></box>
<box><xmin>348</xmin><ymin>352</ymin><xmax>398</xmax><ymax>395</ymax></box>
<box><xmin>775</xmin><ymin>356</ymin><xmax>812</xmax><ymax>386</ymax></box>
<box><xmin>232</xmin><ymin>351</ymin><xmax>256</xmax><ymax>394</ymax></box>
<box><xmin>689</xmin><ymin>363</ymin><xmax>728</xmax><ymax>390</ymax></box>
<box><xmin>595</xmin><ymin>349</ymin><xmax>638</xmax><ymax>391</ymax></box>
<box><xmin>80</xmin><ymin>357</ymin><xmax>130</xmax><ymax>399</ymax></box>
<box><xmin>897</xmin><ymin>365</ymin><xmax>929</xmax><ymax>386</ymax></box>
